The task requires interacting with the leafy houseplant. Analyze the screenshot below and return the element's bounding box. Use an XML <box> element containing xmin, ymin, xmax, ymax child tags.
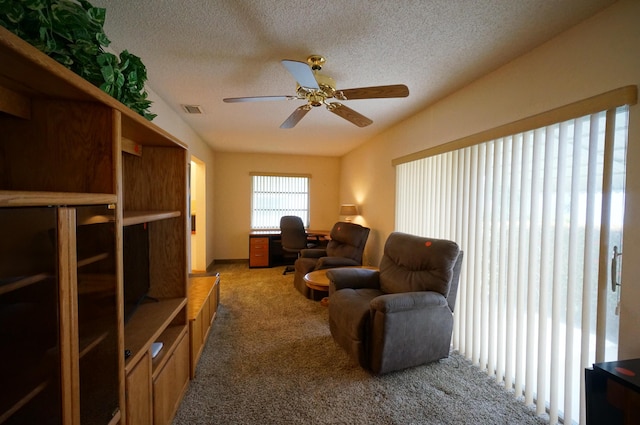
<box><xmin>0</xmin><ymin>0</ymin><xmax>156</xmax><ymax>120</ymax></box>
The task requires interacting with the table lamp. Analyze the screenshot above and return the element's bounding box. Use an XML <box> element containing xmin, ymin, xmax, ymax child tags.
<box><xmin>339</xmin><ymin>204</ymin><xmax>359</xmax><ymax>222</ymax></box>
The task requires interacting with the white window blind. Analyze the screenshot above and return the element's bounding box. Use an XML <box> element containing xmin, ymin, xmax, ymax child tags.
<box><xmin>395</xmin><ymin>103</ymin><xmax>630</xmax><ymax>425</ymax></box>
<box><xmin>251</xmin><ymin>174</ymin><xmax>310</xmax><ymax>229</ymax></box>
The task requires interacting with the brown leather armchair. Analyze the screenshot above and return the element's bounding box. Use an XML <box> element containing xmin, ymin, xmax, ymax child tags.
<box><xmin>292</xmin><ymin>221</ymin><xmax>370</xmax><ymax>300</ymax></box>
<box><xmin>326</xmin><ymin>232</ymin><xmax>463</xmax><ymax>375</ymax></box>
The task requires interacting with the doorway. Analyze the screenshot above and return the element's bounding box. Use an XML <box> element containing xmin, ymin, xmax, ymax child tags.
<box><xmin>190</xmin><ymin>156</ymin><xmax>207</xmax><ymax>272</ymax></box>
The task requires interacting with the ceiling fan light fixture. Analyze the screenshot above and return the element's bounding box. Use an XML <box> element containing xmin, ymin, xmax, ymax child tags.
<box><xmin>307</xmin><ymin>92</ymin><xmax>324</xmax><ymax>107</ymax></box>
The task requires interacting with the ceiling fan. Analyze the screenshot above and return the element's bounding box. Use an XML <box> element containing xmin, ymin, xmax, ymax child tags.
<box><xmin>223</xmin><ymin>55</ymin><xmax>409</xmax><ymax>129</ymax></box>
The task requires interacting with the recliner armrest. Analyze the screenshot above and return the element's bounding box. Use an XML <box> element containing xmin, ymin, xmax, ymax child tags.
<box><xmin>370</xmin><ymin>291</ymin><xmax>448</xmax><ymax>314</ymax></box>
<box><xmin>326</xmin><ymin>268</ymin><xmax>380</xmax><ymax>291</ymax></box>
<box><xmin>316</xmin><ymin>257</ymin><xmax>360</xmax><ymax>269</ymax></box>
<box><xmin>299</xmin><ymin>248</ymin><xmax>327</xmax><ymax>258</ymax></box>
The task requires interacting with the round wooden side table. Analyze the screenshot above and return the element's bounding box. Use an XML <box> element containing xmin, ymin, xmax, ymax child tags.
<box><xmin>303</xmin><ymin>266</ymin><xmax>378</xmax><ymax>306</ymax></box>
<box><xmin>303</xmin><ymin>269</ymin><xmax>331</xmax><ymax>306</ymax></box>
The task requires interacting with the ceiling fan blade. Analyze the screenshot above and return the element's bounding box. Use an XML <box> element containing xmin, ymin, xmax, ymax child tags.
<box><xmin>280</xmin><ymin>105</ymin><xmax>312</xmax><ymax>129</ymax></box>
<box><xmin>281</xmin><ymin>60</ymin><xmax>319</xmax><ymax>91</ymax></box>
<box><xmin>223</xmin><ymin>95</ymin><xmax>297</xmax><ymax>103</ymax></box>
<box><xmin>326</xmin><ymin>103</ymin><xmax>373</xmax><ymax>127</ymax></box>
<box><xmin>337</xmin><ymin>84</ymin><xmax>409</xmax><ymax>100</ymax></box>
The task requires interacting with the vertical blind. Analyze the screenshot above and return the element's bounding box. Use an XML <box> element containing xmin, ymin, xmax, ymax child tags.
<box><xmin>395</xmin><ymin>103</ymin><xmax>630</xmax><ymax>425</ymax></box>
<box><xmin>251</xmin><ymin>174</ymin><xmax>310</xmax><ymax>229</ymax></box>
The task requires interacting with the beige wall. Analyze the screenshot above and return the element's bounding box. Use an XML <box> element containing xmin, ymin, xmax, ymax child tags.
<box><xmin>213</xmin><ymin>152</ymin><xmax>340</xmax><ymax>260</ymax></box>
<box><xmin>340</xmin><ymin>0</ymin><xmax>640</xmax><ymax>357</ymax></box>
<box><xmin>144</xmin><ymin>88</ymin><xmax>217</xmax><ymax>269</ymax></box>
<box><xmin>339</xmin><ymin>133</ymin><xmax>396</xmax><ymax>267</ymax></box>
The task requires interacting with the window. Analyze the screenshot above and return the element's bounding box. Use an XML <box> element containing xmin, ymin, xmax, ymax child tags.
<box><xmin>251</xmin><ymin>174</ymin><xmax>310</xmax><ymax>229</ymax></box>
<box><xmin>394</xmin><ymin>87</ymin><xmax>635</xmax><ymax>425</ymax></box>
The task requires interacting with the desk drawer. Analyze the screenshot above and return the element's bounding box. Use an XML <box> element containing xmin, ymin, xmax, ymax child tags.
<box><xmin>249</xmin><ymin>236</ymin><xmax>270</xmax><ymax>267</ymax></box>
<box><xmin>250</xmin><ymin>237</ymin><xmax>269</xmax><ymax>249</ymax></box>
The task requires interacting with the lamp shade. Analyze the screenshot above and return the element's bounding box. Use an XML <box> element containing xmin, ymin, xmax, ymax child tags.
<box><xmin>339</xmin><ymin>204</ymin><xmax>359</xmax><ymax>216</ymax></box>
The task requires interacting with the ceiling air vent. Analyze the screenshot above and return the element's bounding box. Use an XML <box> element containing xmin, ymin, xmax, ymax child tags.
<box><xmin>181</xmin><ymin>104</ymin><xmax>204</xmax><ymax>114</ymax></box>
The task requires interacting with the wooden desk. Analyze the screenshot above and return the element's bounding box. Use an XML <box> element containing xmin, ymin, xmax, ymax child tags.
<box><xmin>586</xmin><ymin>358</ymin><xmax>640</xmax><ymax>424</ymax></box>
<box><xmin>307</xmin><ymin>230</ymin><xmax>331</xmax><ymax>240</ymax></box>
<box><xmin>248</xmin><ymin>230</ymin><xmax>330</xmax><ymax>268</ymax></box>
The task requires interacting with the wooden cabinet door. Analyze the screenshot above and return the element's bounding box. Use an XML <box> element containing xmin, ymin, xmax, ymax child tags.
<box><xmin>126</xmin><ymin>353</ymin><xmax>153</xmax><ymax>425</ymax></box>
<box><xmin>189</xmin><ymin>311</ymin><xmax>204</xmax><ymax>378</ymax></box>
<box><xmin>0</xmin><ymin>208</ymin><xmax>63</xmax><ymax>424</ymax></box>
<box><xmin>153</xmin><ymin>332</ymin><xmax>190</xmax><ymax>425</ymax></box>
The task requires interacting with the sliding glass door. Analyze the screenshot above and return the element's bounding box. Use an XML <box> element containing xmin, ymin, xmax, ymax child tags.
<box><xmin>394</xmin><ymin>104</ymin><xmax>630</xmax><ymax>425</ymax></box>
<box><xmin>600</xmin><ymin>107</ymin><xmax>629</xmax><ymax>362</ymax></box>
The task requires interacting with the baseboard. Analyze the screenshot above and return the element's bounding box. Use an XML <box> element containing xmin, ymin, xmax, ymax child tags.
<box><xmin>208</xmin><ymin>259</ymin><xmax>247</xmax><ymax>270</ymax></box>
<box><xmin>189</xmin><ymin>271</ymin><xmax>219</xmax><ymax>278</ymax></box>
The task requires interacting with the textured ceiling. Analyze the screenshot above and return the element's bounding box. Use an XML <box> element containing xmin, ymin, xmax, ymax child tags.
<box><xmin>92</xmin><ymin>0</ymin><xmax>616</xmax><ymax>156</ymax></box>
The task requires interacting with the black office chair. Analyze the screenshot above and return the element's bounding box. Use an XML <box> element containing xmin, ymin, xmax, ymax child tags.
<box><xmin>280</xmin><ymin>216</ymin><xmax>315</xmax><ymax>275</ymax></box>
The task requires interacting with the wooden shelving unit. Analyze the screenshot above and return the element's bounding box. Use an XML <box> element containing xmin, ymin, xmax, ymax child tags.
<box><xmin>0</xmin><ymin>25</ymin><xmax>189</xmax><ymax>425</ymax></box>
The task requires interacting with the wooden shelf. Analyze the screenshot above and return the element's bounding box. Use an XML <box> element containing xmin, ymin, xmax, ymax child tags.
<box><xmin>0</xmin><ymin>380</ymin><xmax>50</xmax><ymax>424</ymax></box>
<box><xmin>77</xmin><ymin>253</ymin><xmax>110</xmax><ymax>269</ymax></box>
<box><xmin>78</xmin><ymin>331</ymin><xmax>109</xmax><ymax>359</ymax></box>
<box><xmin>123</xmin><ymin>210</ymin><xmax>181</xmax><ymax>226</ymax></box>
<box><xmin>107</xmin><ymin>410</ymin><xmax>121</xmax><ymax>425</ymax></box>
<box><xmin>0</xmin><ymin>348</ymin><xmax>57</xmax><ymax>424</ymax></box>
<box><xmin>124</xmin><ymin>297</ymin><xmax>187</xmax><ymax>374</ymax></box>
<box><xmin>0</xmin><ymin>190</ymin><xmax>117</xmax><ymax>207</ymax></box>
<box><xmin>0</xmin><ymin>273</ymin><xmax>51</xmax><ymax>296</ymax></box>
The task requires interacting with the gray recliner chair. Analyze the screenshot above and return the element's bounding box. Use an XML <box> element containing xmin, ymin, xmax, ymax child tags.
<box><xmin>327</xmin><ymin>232</ymin><xmax>463</xmax><ymax>375</ymax></box>
<box><xmin>292</xmin><ymin>221</ymin><xmax>370</xmax><ymax>299</ymax></box>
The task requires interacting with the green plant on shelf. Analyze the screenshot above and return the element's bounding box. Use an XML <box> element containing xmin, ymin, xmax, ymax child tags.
<box><xmin>0</xmin><ymin>0</ymin><xmax>156</xmax><ymax>120</ymax></box>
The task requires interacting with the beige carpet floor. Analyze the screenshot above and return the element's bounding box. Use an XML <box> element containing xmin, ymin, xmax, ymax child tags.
<box><xmin>172</xmin><ymin>262</ymin><xmax>548</xmax><ymax>425</ymax></box>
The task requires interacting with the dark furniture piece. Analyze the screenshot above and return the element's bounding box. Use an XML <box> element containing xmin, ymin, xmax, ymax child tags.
<box><xmin>280</xmin><ymin>216</ymin><xmax>316</xmax><ymax>274</ymax></box>
<box><xmin>585</xmin><ymin>358</ymin><xmax>640</xmax><ymax>424</ymax></box>
<box><xmin>248</xmin><ymin>230</ymin><xmax>330</xmax><ymax>269</ymax></box>
<box><xmin>326</xmin><ymin>232</ymin><xmax>463</xmax><ymax>375</ymax></box>
<box><xmin>292</xmin><ymin>221</ymin><xmax>370</xmax><ymax>299</ymax></box>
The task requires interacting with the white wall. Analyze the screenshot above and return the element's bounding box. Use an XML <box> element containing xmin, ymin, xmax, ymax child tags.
<box><xmin>340</xmin><ymin>0</ymin><xmax>640</xmax><ymax>357</ymax></box>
